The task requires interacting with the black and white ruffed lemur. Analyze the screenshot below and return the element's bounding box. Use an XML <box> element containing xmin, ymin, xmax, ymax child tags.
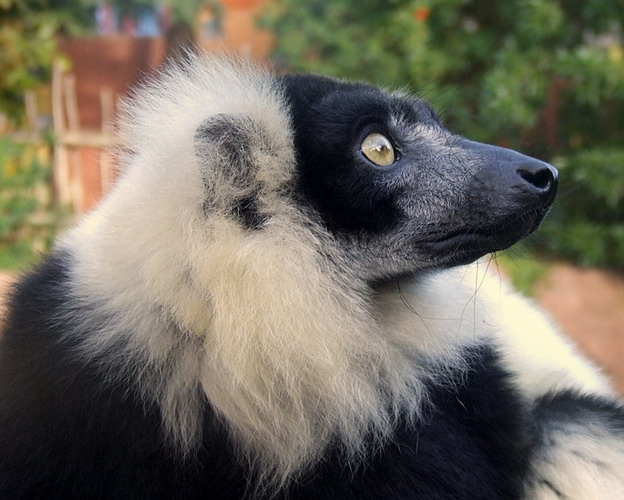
<box><xmin>1</xmin><ymin>56</ymin><xmax>623</xmax><ymax>499</ymax></box>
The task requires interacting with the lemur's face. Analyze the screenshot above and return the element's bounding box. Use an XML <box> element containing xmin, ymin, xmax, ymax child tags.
<box><xmin>281</xmin><ymin>74</ymin><xmax>558</xmax><ymax>280</ymax></box>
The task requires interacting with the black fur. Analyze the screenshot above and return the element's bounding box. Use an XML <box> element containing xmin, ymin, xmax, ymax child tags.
<box><xmin>0</xmin><ymin>254</ymin><xmax>245</xmax><ymax>499</ymax></box>
<box><xmin>534</xmin><ymin>390</ymin><xmax>624</xmax><ymax>436</ymax></box>
<box><xmin>0</xmin><ymin>268</ymin><xmax>532</xmax><ymax>500</ymax></box>
<box><xmin>288</xmin><ymin>345</ymin><xmax>533</xmax><ymax>500</ymax></box>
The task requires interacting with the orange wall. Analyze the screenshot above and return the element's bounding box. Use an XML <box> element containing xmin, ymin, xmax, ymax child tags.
<box><xmin>196</xmin><ymin>1</ymin><xmax>274</xmax><ymax>61</ymax></box>
<box><xmin>58</xmin><ymin>36</ymin><xmax>166</xmax><ymax>128</ymax></box>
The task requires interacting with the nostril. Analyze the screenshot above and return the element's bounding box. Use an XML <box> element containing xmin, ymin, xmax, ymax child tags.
<box><xmin>517</xmin><ymin>163</ymin><xmax>557</xmax><ymax>192</ymax></box>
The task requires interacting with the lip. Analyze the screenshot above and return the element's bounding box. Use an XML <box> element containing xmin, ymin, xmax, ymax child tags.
<box><xmin>423</xmin><ymin>207</ymin><xmax>551</xmax><ymax>267</ymax></box>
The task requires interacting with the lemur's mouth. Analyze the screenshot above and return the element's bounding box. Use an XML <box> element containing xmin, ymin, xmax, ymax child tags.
<box><xmin>427</xmin><ymin>205</ymin><xmax>552</xmax><ymax>267</ymax></box>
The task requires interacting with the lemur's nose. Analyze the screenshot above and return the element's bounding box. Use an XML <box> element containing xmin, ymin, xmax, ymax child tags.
<box><xmin>516</xmin><ymin>161</ymin><xmax>558</xmax><ymax>202</ymax></box>
<box><xmin>457</xmin><ymin>138</ymin><xmax>559</xmax><ymax>210</ymax></box>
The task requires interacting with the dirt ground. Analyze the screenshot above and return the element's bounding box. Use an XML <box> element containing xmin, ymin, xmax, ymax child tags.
<box><xmin>1</xmin><ymin>265</ymin><xmax>624</xmax><ymax>393</ymax></box>
<box><xmin>534</xmin><ymin>264</ymin><xmax>624</xmax><ymax>394</ymax></box>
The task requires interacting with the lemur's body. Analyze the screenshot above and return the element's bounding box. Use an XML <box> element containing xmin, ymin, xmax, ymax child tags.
<box><xmin>1</xmin><ymin>57</ymin><xmax>622</xmax><ymax>499</ymax></box>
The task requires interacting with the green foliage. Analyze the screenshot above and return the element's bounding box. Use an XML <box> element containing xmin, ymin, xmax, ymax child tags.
<box><xmin>0</xmin><ymin>0</ymin><xmax>90</xmax><ymax>123</ymax></box>
<box><xmin>531</xmin><ymin>149</ymin><xmax>624</xmax><ymax>270</ymax></box>
<box><xmin>265</xmin><ymin>0</ymin><xmax>624</xmax><ymax>145</ymax></box>
<box><xmin>0</xmin><ymin>137</ymin><xmax>56</xmax><ymax>270</ymax></box>
<box><xmin>263</xmin><ymin>0</ymin><xmax>453</xmax><ymax>94</ymax></box>
<box><xmin>0</xmin><ymin>138</ymin><xmax>44</xmax><ymax>235</ymax></box>
<box><xmin>266</xmin><ymin>0</ymin><xmax>624</xmax><ymax>271</ymax></box>
<box><xmin>495</xmin><ymin>249</ymin><xmax>551</xmax><ymax>297</ymax></box>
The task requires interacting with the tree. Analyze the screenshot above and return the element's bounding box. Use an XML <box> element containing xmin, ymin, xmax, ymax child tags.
<box><xmin>265</xmin><ymin>0</ymin><xmax>624</xmax><ymax>270</ymax></box>
<box><xmin>0</xmin><ymin>0</ymin><xmax>90</xmax><ymax>122</ymax></box>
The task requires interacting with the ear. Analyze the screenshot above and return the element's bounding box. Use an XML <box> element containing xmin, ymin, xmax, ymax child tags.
<box><xmin>194</xmin><ymin>114</ymin><xmax>265</xmax><ymax>229</ymax></box>
<box><xmin>195</xmin><ymin>113</ymin><xmax>258</xmax><ymax>187</ymax></box>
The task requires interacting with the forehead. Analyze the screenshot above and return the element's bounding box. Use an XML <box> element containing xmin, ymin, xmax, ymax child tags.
<box><xmin>281</xmin><ymin>74</ymin><xmax>440</xmax><ymax>128</ymax></box>
<box><xmin>319</xmin><ymin>88</ymin><xmax>438</xmax><ymax>128</ymax></box>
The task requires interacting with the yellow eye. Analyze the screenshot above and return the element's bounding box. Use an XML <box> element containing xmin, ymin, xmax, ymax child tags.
<box><xmin>361</xmin><ymin>133</ymin><xmax>396</xmax><ymax>167</ymax></box>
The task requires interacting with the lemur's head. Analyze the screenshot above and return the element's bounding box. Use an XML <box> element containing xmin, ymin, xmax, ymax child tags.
<box><xmin>78</xmin><ymin>56</ymin><xmax>558</xmax><ymax>299</ymax></box>
<box><xmin>279</xmin><ymin>73</ymin><xmax>557</xmax><ymax>281</ymax></box>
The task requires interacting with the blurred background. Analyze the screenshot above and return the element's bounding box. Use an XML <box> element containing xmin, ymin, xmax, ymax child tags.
<box><xmin>1</xmin><ymin>0</ymin><xmax>623</xmax><ymax>389</ymax></box>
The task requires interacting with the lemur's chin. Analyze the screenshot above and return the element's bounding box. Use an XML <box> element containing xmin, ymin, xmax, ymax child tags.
<box><xmin>429</xmin><ymin>206</ymin><xmax>554</xmax><ymax>268</ymax></box>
